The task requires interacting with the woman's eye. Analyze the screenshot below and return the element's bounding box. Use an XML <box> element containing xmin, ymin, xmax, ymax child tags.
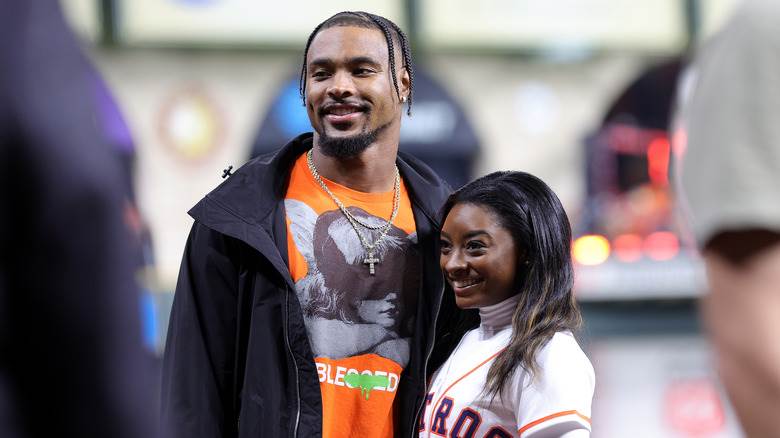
<box><xmin>312</xmin><ymin>71</ymin><xmax>330</xmax><ymax>79</ymax></box>
<box><xmin>466</xmin><ymin>241</ymin><xmax>486</xmax><ymax>251</ymax></box>
<box><xmin>439</xmin><ymin>241</ymin><xmax>451</xmax><ymax>253</ymax></box>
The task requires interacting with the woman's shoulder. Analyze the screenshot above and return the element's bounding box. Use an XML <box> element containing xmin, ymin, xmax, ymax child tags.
<box><xmin>509</xmin><ymin>332</ymin><xmax>595</xmax><ymax>436</ymax></box>
<box><xmin>527</xmin><ymin>331</ymin><xmax>595</xmax><ymax>392</ymax></box>
<box><xmin>541</xmin><ymin>332</ymin><xmax>591</xmax><ymax>362</ymax></box>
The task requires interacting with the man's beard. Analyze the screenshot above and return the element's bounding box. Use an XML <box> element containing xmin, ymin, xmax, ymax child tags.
<box><xmin>317</xmin><ymin>121</ymin><xmax>390</xmax><ymax>159</ymax></box>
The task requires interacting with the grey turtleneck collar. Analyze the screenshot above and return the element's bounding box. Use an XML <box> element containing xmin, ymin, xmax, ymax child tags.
<box><xmin>477</xmin><ymin>293</ymin><xmax>521</xmax><ymax>337</ymax></box>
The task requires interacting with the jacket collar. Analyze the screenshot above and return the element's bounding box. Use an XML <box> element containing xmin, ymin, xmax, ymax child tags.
<box><xmin>195</xmin><ymin>133</ymin><xmax>306</xmax><ymax>223</ymax></box>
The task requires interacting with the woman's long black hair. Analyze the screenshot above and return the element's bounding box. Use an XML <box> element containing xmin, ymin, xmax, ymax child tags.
<box><xmin>440</xmin><ymin>171</ymin><xmax>581</xmax><ymax>398</ymax></box>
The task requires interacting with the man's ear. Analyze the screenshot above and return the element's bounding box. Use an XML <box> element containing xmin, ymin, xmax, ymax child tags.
<box><xmin>399</xmin><ymin>67</ymin><xmax>410</xmax><ymax>102</ymax></box>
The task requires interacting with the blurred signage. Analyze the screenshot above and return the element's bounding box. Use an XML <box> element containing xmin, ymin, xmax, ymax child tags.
<box><xmin>589</xmin><ymin>337</ymin><xmax>742</xmax><ymax>437</ymax></box>
<box><xmin>573</xmin><ymin>57</ymin><xmax>702</xmax><ymax>301</ymax></box>
<box><xmin>573</xmin><ymin>122</ymin><xmax>706</xmax><ymax>301</ymax></box>
<box><xmin>420</xmin><ymin>0</ymin><xmax>686</xmax><ymax>52</ymax></box>
<box><xmin>59</xmin><ymin>0</ymin><xmax>101</xmax><ymax>42</ymax></box>
<box><xmin>118</xmin><ymin>0</ymin><xmax>404</xmax><ymax>45</ymax></box>
<box><xmin>665</xmin><ymin>379</ymin><xmax>726</xmax><ymax>436</ymax></box>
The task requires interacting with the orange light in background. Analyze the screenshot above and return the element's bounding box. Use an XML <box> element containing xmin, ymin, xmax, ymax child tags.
<box><xmin>613</xmin><ymin>233</ymin><xmax>643</xmax><ymax>262</ymax></box>
<box><xmin>644</xmin><ymin>231</ymin><xmax>680</xmax><ymax>261</ymax></box>
<box><xmin>647</xmin><ymin>136</ymin><xmax>671</xmax><ymax>187</ymax></box>
<box><xmin>573</xmin><ymin>235</ymin><xmax>611</xmax><ymax>266</ymax></box>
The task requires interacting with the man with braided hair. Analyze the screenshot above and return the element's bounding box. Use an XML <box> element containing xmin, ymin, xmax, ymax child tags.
<box><xmin>162</xmin><ymin>11</ymin><xmax>463</xmax><ymax>438</ymax></box>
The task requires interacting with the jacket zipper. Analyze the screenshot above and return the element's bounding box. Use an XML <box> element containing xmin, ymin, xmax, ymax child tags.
<box><xmin>284</xmin><ymin>286</ymin><xmax>301</xmax><ymax>438</ymax></box>
<box><xmin>410</xmin><ymin>274</ymin><xmax>446</xmax><ymax>437</ymax></box>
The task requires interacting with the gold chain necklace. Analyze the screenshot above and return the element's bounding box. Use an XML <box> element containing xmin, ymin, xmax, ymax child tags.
<box><xmin>306</xmin><ymin>149</ymin><xmax>401</xmax><ymax>275</ymax></box>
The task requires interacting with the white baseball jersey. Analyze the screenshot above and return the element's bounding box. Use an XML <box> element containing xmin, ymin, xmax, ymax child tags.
<box><xmin>418</xmin><ymin>325</ymin><xmax>594</xmax><ymax>438</ymax></box>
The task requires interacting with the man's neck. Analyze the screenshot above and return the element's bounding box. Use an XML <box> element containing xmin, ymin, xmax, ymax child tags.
<box><xmin>311</xmin><ymin>139</ymin><xmax>399</xmax><ymax>193</ymax></box>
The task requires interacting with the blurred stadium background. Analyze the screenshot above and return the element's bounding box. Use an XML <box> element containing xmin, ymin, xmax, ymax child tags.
<box><xmin>60</xmin><ymin>1</ymin><xmax>746</xmax><ymax>436</ymax></box>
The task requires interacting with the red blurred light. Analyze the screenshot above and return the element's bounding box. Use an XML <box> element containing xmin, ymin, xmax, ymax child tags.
<box><xmin>644</xmin><ymin>231</ymin><xmax>679</xmax><ymax>261</ymax></box>
<box><xmin>613</xmin><ymin>234</ymin><xmax>643</xmax><ymax>262</ymax></box>
<box><xmin>647</xmin><ymin>137</ymin><xmax>671</xmax><ymax>187</ymax></box>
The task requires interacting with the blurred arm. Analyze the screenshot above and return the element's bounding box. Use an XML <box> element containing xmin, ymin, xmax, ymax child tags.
<box><xmin>702</xmin><ymin>232</ymin><xmax>780</xmax><ymax>438</ymax></box>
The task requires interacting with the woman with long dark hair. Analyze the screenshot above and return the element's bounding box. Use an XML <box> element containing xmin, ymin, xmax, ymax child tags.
<box><xmin>418</xmin><ymin>171</ymin><xmax>594</xmax><ymax>438</ymax></box>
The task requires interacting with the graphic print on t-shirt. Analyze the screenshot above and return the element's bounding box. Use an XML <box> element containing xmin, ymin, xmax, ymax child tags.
<box><xmin>286</xmin><ymin>200</ymin><xmax>419</xmax><ymax>364</ymax></box>
<box><xmin>284</xmin><ymin>153</ymin><xmax>419</xmax><ymax>438</ymax></box>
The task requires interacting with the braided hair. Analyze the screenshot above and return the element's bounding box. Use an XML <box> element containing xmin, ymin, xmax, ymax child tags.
<box><xmin>298</xmin><ymin>11</ymin><xmax>414</xmax><ymax>116</ymax></box>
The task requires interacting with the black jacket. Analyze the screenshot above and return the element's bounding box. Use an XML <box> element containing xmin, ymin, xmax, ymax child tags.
<box><xmin>161</xmin><ymin>133</ymin><xmax>473</xmax><ymax>438</ymax></box>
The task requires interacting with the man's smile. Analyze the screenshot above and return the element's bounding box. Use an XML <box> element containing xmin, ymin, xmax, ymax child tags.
<box><xmin>320</xmin><ymin>102</ymin><xmax>368</xmax><ymax>126</ymax></box>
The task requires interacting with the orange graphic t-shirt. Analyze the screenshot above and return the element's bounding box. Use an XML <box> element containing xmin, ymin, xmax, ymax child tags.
<box><xmin>284</xmin><ymin>153</ymin><xmax>419</xmax><ymax>438</ymax></box>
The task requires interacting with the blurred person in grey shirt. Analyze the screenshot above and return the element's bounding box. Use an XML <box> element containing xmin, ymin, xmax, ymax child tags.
<box><xmin>678</xmin><ymin>0</ymin><xmax>780</xmax><ymax>436</ymax></box>
<box><xmin>0</xmin><ymin>1</ymin><xmax>155</xmax><ymax>437</ymax></box>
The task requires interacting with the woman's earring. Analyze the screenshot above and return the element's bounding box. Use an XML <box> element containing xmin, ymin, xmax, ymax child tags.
<box><xmin>401</xmin><ymin>95</ymin><xmax>407</xmax><ymax>103</ymax></box>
